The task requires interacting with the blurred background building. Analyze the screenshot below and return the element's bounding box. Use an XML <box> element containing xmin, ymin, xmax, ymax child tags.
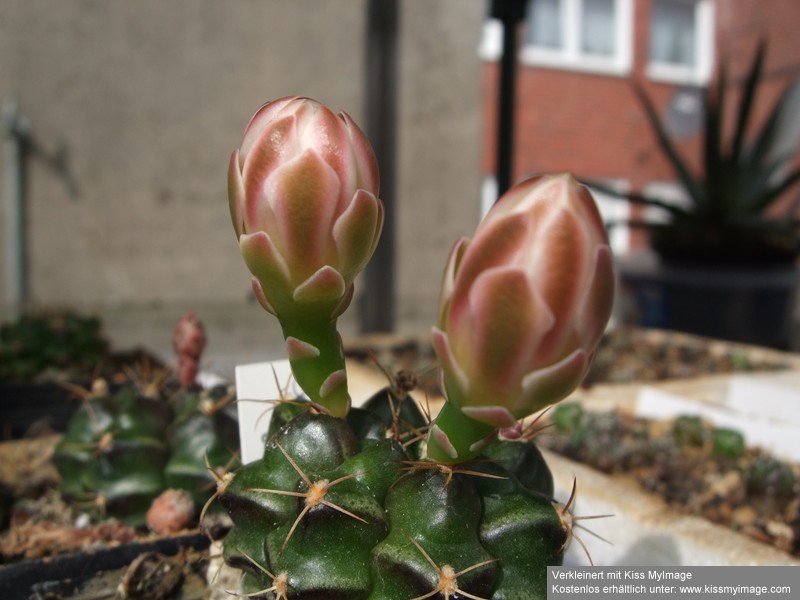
<box><xmin>481</xmin><ymin>0</ymin><xmax>800</xmax><ymax>256</ymax></box>
<box><xmin>1</xmin><ymin>0</ymin><xmax>799</xmax><ymax>372</ymax></box>
<box><xmin>0</xmin><ymin>0</ymin><xmax>485</xmax><ymax>370</ymax></box>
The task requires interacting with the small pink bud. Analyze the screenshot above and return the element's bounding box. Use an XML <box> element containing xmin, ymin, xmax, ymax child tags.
<box><xmin>146</xmin><ymin>489</ymin><xmax>196</xmax><ymax>535</ymax></box>
<box><xmin>228</xmin><ymin>97</ymin><xmax>384</xmax><ymax>318</ymax></box>
<box><xmin>433</xmin><ymin>174</ymin><xmax>614</xmax><ymax>423</ymax></box>
<box><xmin>172</xmin><ymin>312</ymin><xmax>206</xmax><ymax>388</ymax></box>
<box><xmin>172</xmin><ymin>312</ymin><xmax>206</xmax><ymax>359</ymax></box>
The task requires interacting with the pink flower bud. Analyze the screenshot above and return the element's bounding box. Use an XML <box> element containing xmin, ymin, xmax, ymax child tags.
<box><xmin>172</xmin><ymin>312</ymin><xmax>206</xmax><ymax>388</ymax></box>
<box><xmin>432</xmin><ymin>174</ymin><xmax>614</xmax><ymax>428</ymax></box>
<box><xmin>228</xmin><ymin>97</ymin><xmax>383</xmax><ymax>318</ymax></box>
<box><xmin>172</xmin><ymin>312</ymin><xmax>206</xmax><ymax>360</ymax></box>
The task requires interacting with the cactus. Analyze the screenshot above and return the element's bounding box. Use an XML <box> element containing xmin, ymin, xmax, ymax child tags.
<box><xmin>164</xmin><ymin>384</ymin><xmax>240</xmax><ymax>509</ymax></box>
<box><xmin>219</xmin><ymin>394</ymin><xmax>566</xmax><ymax>599</ymax></box>
<box><xmin>53</xmin><ymin>314</ymin><xmax>239</xmax><ymax>525</ymax></box>
<box><xmin>671</xmin><ymin>415</ymin><xmax>705</xmax><ymax>448</ymax></box>
<box><xmin>53</xmin><ymin>383</ymin><xmax>172</xmax><ymax>524</ymax></box>
<box><xmin>0</xmin><ymin>311</ymin><xmax>108</xmax><ymax>382</ymax></box>
<box><xmin>711</xmin><ymin>427</ymin><xmax>746</xmax><ymax>459</ymax></box>
<box><xmin>221</xmin><ymin>97</ymin><xmax>614</xmax><ymax>598</ymax></box>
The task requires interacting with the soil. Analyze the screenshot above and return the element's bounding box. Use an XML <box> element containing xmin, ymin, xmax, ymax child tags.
<box><xmin>345</xmin><ymin>326</ymin><xmax>795</xmax><ymax>396</ymax></box>
<box><xmin>580</xmin><ymin>327</ymin><xmax>793</xmax><ymax>386</ymax></box>
<box><xmin>537</xmin><ymin>407</ymin><xmax>800</xmax><ymax>557</ymax></box>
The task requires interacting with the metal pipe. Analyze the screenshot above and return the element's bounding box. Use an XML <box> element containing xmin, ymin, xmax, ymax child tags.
<box><xmin>361</xmin><ymin>0</ymin><xmax>399</xmax><ymax>333</ymax></box>
<box><xmin>491</xmin><ymin>0</ymin><xmax>526</xmax><ymax>198</ymax></box>
<box><xmin>3</xmin><ymin>100</ymin><xmax>30</xmax><ymax>313</ymax></box>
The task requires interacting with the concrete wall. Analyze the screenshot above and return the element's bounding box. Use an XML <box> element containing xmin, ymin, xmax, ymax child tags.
<box><xmin>398</xmin><ymin>0</ymin><xmax>485</xmax><ymax>327</ymax></box>
<box><xmin>0</xmin><ymin>0</ymin><xmax>485</xmax><ymax>333</ymax></box>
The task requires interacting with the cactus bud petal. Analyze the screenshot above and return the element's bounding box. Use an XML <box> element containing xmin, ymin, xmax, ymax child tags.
<box><xmin>461</xmin><ymin>406</ymin><xmax>517</xmax><ymax>429</ymax></box>
<box><xmin>429</xmin><ymin>425</ymin><xmax>459</xmax><ymax>460</ymax></box>
<box><xmin>431</xmin><ymin>327</ymin><xmax>470</xmax><ymax>401</ymax></box>
<box><xmin>228</xmin><ymin>150</ymin><xmax>246</xmax><ymax>238</ymax></box>
<box><xmin>293</xmin><ymin>266</ymin><xmax>346</xmax><ymax>306</ymax></box>
<box><xmin>520</xmin><ymin>348</ymin><xmax>588</xmax><ymax>411</ymax></box>
<box><xmin>333</xmin><ymin>189</ymin><xmax>384</xmax><ymax>281</ymax></box>
<box><xmin>239</xmin><ymin>232</ymin><xmax>292</xmax><ymax>307</ymax></box>
<box><xmin>251</xmin><ymin>278</ymin><xmax>277</xmax><ymax>315</ymax></box>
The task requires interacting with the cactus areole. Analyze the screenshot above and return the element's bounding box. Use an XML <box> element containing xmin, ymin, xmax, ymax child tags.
<box><xmin>225</xmin><ymin>97</ymin><xmax>615</xmax><ymax>598</ymax></box>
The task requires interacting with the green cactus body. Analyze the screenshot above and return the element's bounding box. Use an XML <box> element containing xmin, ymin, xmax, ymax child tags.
<box><xmin>53</xmin><ymin>387</ymin><xmax>171</xmax><ymax>524</ymax></box>
<box><xmin>165</xmin><ymin>386</ymin><xmax>240</xmax><ymax>508</ymax></box>
<box><xmin>220</xmin><ymin>391</ymin><xmax>567</xmax><ymax>599</ymax></box>
<box><xmin>54</xmin><ymin>384</ymin><xmax>239</xmax><ymax>524</ymax></box>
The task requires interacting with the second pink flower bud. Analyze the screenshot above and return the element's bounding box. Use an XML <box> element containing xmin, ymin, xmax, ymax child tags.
<box><xmin>433</xmin><ymin>173</ymin><xmax>615</xmax><ymax>430</ymax></box>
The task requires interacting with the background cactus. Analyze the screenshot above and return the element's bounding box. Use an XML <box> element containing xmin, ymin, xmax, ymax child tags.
<box><xmin>53</xmin><ymin>384</ymin><xmax>172</xmax><ymax>524</ymax></box>
<box><xmin>53</xmin><ymin>313</ymin><xmax>239</xmax><ymax>525</ymax></box>
<box><xmin>0</xmin><ymin>311</ymin><xmax>108</xmax><ymax>383</ymax></box>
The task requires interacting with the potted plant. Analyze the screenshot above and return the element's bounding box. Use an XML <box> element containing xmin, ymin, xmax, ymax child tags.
<box><xmin>217</xmin><ymin>96</ymin><xmax>615</xmax><ymax>598</ymax></box>
<box><xmin>599</xmin><ymin>42</ymin><xmax>800</xmax><ymax>348</ymax></box>
<box><xmin>0</xmin><ymin>311</ymin><xmax>109</xmax><ymax>436</ymax></box>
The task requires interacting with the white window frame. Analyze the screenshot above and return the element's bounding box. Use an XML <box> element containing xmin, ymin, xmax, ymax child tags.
<box><xmin>646</xmin><ymin>0</ymin><xmax>715</xmax><ymax>86</ymax></box>
<box><xmin>479</xmin><ymin>18</ymin><xmax>503</xmax><ymax>62</ymax></box>
<box><xmin>520</xmin><ymin>0</ymin><xmax>634</xmax><ymax>76</ymax></box>
<box><xmin>480</xmin><ymin>176</ymin><xmax>499</xmax><ymax>220</ymax></box>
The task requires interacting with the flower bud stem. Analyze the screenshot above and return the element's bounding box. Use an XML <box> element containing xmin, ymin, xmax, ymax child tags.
<box><xmin>279</xmin><ymin>317</ymin><xmax>350</xmax><ymax>418</ymax></box>
<box><xmin>426</xmin><ymin>402</ymin><xmax>497</xmax><ymax>464</ymax></box>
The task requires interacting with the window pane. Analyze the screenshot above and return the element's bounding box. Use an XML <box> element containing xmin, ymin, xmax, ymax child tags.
<box><xmin>650</xmin><ymin>0</ymin><xmax>696</xmax><ymax>67</ymax></box>
<box><xmin>581</xmin><ymin>0</ymin><xmax>616</xmax><ymax>56</ymax></box>
<box><xmin>527</xmin><ymin>0</ymin><xmax>562</xmax><ymax>49</ymax></box>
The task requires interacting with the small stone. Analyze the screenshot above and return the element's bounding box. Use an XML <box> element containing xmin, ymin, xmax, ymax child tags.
<box><xmin>765</xmin><ymin>519</ymin><xmax>794</xmax><ymax>543</ymax></box>
<box><xmin>731</xmin><ymin>505</ymin><xmax>757</xmax><ymax>528</ymax></box>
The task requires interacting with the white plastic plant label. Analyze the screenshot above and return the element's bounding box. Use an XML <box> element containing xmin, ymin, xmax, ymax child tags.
<box><xmin>234</xmin><ymin>359</ymin><xmax>306</xmax><ymax>464</ymax></box>
<box><xmin>725</xmin><ymin>375</ymin><xmax>800</xmax><ymax>427</ymax></box>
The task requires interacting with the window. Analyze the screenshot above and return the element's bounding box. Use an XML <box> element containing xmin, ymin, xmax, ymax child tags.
<box><xmin>647</xmin><ymin>0</ymin><xmax>714</xmax><ymax>85</ymax></box>
<box><xmin>480</xmin><ymin>176</ymin><xmax>499</xmax><ymax>220</ymax></box>
<box><xmin>521</xmin><ymin>0</ymin><xmax>633</xmax><ymax>75</ymax></box>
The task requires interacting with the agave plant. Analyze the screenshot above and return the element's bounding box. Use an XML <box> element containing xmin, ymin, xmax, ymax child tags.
<box><xmin>602</xmin><ymin>41</ymin><xmax>800</xmax><ymax>264</ymax></box>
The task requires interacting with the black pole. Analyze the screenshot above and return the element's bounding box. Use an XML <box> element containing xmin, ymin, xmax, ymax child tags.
<box><xmin>491</xmin><ymin>0</ymin><xmax>526</xmax><ymax>198</ymax></box>
<box><xmin>361</xmin><ymin>0</ymin><xmax>399</xmax><ymax>333</ymax></box>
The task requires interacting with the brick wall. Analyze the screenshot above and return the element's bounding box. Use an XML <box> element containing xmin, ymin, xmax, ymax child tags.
<box><xmin>482</xmin><ymin>0</ymin><xmax>800</xmax><ymax>249</ymax></box>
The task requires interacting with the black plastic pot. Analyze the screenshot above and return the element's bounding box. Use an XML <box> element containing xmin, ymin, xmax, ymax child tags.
<box><xmin>616</xmin><ymin>253</ymin><xmax>800</xmax><ymax>349</ymax></box>
<box><xmin>0</xmin><ymin>382</ymin><xmax>80</xmax><ymax>438</ymax></box>
<box><xmin>0</xmin><ymin>532</ymin><xmax>210</xmax><ymax>598</ymax></box>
